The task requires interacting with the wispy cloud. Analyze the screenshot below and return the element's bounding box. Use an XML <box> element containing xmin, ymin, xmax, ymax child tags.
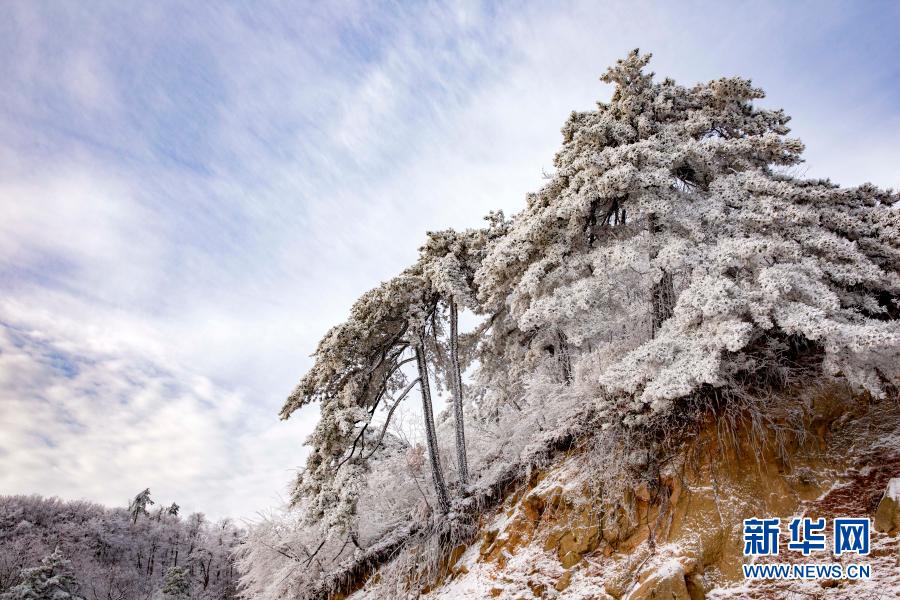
<box><xmin>0</xmin><ymin>311</ymin><xmax>298</xmax><ymax>518</ymax></box>
<box><xmin>1</xmin><ymin>0</ymin><xmax>897</xmax><ymax>518</ymax></box>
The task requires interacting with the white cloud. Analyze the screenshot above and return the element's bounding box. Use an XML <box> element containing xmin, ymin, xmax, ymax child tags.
<box><xmin>0</xmin><ymin>169</ymin><xmax>164</xmax><ymax>303</ymax></box>
<box><xmin>0</xmin><ymin>310</ymin><xmax>314</xmax><ymax>520</ymax></box>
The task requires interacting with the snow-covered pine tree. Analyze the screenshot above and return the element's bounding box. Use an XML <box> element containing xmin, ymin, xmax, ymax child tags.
<box><xmin>281</xmin><ymin>211</ymin><xmax>512</xmax><ymax>532</ymax></box>
<box><xmin>129</xmin><ymin>488</ymin><xmax>155</xmax><ymax>525</ymax></box>
<box><xmin>282</xmin><ymin>267</ymin><xmax>455</xmax><ymax>529</ymax></box>
<box><xmin>418</xmin><ymin>212</ymin><xmax>509</xmax><ymax>487</ymax></box>
<box><xmin>160</xmin><ymin>566</ymin><xmax>189</xmax><ymax>598</ymax></box>
<box><xmin>0</xmin><ymin>548</ymin><xmax>83</xmax><ymax>600</ymax></box>
<box><xmin>474</xmin><ymin>49</ymin><xmax>899</xmax><ymax>424</ymax></box>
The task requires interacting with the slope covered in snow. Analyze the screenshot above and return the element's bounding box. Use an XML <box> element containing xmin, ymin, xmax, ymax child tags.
<box><xmin>380</xmin><ymin>387</ymin><xmax>899</xmax><ymax>599</ymax></box>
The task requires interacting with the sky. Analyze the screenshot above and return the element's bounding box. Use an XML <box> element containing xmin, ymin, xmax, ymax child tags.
<box><xmin>1</xmin><ymin>1</ymin><xmax>898</xmax><ymax>520</ymax></box>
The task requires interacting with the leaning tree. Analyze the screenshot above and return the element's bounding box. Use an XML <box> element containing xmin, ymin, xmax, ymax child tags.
<box><xmin>282</xmin><ymin>212</ymin><xmax>509</xmax><ymax>530</ymax></box>
<box><xmin>128</xmin><ymin>488</ymin><xmax>155</xmax><ymax>525</ymax></box>
<box><xmin>281</xmin><ymin>268</ymin><xmax>451</xmax><ymax>531</ymax></box>
<box><xmin>418</xmin><ymin>211</ymin><xmax>509</xmax><ymax>486</ymax></box>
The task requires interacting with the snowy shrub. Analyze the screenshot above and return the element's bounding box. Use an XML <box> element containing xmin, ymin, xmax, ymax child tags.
<box><xmin>0</xmin><ymin>548</ymin><xmax>83</xmax><ymax>600</ymax></box>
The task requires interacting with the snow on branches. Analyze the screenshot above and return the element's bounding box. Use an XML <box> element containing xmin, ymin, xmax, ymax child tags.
<box><xmin>274</xmin><ymin>50</ymin><xmax>899</xmax><ymax>580</ymax></box>
<box><xmin>280</xmin><ymin>212</ymin><xmax>512</xmax><ymax>533</ymax></box>
<box><xmin>474</xmin><ymin>49</ymin><xmax>898</xmax><ymax>423</ymax></box>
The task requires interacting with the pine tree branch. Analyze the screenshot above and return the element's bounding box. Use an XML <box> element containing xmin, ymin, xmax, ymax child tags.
<box><xmin>363</xmin><ymin>377</ymin><xmax>421</xmax><ymax>460</ymax></box>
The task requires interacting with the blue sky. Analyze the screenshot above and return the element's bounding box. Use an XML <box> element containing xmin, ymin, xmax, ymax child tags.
<box><xmin>1</xmin><ymin>1</ymin><xmax>897</xmax><ymax>519</ymax></box>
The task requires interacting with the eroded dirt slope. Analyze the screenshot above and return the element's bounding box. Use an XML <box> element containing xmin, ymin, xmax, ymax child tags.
<box><xmin>410</xmin><ymin>389</ymin><xmax>900</xmax><ymax>599</ymax></box>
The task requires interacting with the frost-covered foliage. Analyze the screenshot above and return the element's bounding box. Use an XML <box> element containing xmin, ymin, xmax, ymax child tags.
<box><xmin>161</xmin><ymin>566</ymin><xmax>190</xmax><ymax>598</ymax></box>
<box><xmin>234</xmin><ymin>508</ymin><xmax>336</xmax><ymax>599</ymax></box>
<box><xmin>0</xmin><ymin>494</ymin><xmax>241</xmax><ymax>599</ymax></box>
<box><xmin>280</xmin><ymin>214</ymin><xmax>510</xmax><ymax>533</ymax></box>
<box><xmin>0</xmin><ymin>548</ymin><xmax>82</xmax><ymax>600</ymax></box>
<box><xmin>280</xmin><ymin>267</ymin><xmax>440</xmax><ymax>531</ymax></box>
<box><xmin>476</xmin><ymin>50</ymin><xmax>898</xmax><ymax>423</ymax></box>
<box><xmin>247</xmin><ymin>51</ymin><xmax>899</xmax><ymax>598</ymax></box>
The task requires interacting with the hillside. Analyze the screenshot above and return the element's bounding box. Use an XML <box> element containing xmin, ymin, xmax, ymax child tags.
<box><xmin>412</xmin><ymin>386</ymin><xmax>900</xmax><ymax>598</ymax></box>
<box><xmin>241</xmin><ymin>50</ymin><xmax>900</xmax><ymax>599</ymax></box>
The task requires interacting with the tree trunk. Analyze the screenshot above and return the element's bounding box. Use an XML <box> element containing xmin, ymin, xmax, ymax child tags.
<box><xmin>449</xmin><ymin>300</ymin><xmax>469</xmax><ymax>486</ymax></box>
<box><xmin>147</xmin><ymin>541</ymin><xmax>155</xmax><ymax>576</ymax></box>
<box><xmin>203</xmin><ymin>557</ymin><xmax>212</xmax><ymax>588</ymax></box>
<box><xmin>648</xmin><ymin>213</ymin><xmax>675</xmax><ymax>338</ymax></box>
<box><xmin>651</xmin><ymin>271</ymin><xmax>675</xmax><ymax>337</ymax></box>
<box><xmin>415</xmin><ymin>339</ymin><xmax>450</xmax><ymax>514</ymax></box>
<box><xmin>557</xmin><ymin>330</ymin><xmax>573</xmax><ymax>384</ymax></box>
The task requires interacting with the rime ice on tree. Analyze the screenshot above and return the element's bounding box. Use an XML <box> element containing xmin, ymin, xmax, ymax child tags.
<box><xmin>269</xmin><ymin>50</ymin><xmax>900</xmax><ymax>598</ymax></box>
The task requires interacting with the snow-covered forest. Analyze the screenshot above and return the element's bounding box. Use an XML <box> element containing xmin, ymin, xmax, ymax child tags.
<box><xmin>237</xmin><ymin>51</ymin><xmax>900</xmax><ymax>598</ymax></box>
<box><xmin>0</xmin><ymin>491</ymin><xmax>240</xmax><ymax>599</ymax></box>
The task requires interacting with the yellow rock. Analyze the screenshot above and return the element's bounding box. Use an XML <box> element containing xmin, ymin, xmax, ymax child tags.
<box><xmin>448</xmin><ymin>543</ymin><xmax>466</xmax><ymax>567</ymax></box>
<box><xmin>635</xmin><ymin>483</ymin><xmax>652</xmax><ymax>502</ymax></box>
<box><xmin>543</xmin><ymin>528</ymin><xmax>565</xmax><ymax>552</ymax></box>
<box><xmin>480</xmin><ymin>529</ymin><xmax>499</xmax><ymax>556</ymax></box>
<box><xmin>874</xmin><ymin>478</ymin><xmax>899</xmax><ymax>534</ymax></box>
<box><xmin>627</xmin><ymin>561</ymin><xmax>690</xmax><ymax>600</ymax></box>
<box><xmin>554</xmin><ymin>570</ymin><xmax>573</xmax><ymax>592</ymax></box>
<box><xmin>559</xmin><ymin>551</ymin><xmax>582</xmax><ymax>569</ymax></box>
<box><xmin>546</xmin><ymin>486</ymin><xmax>565</xmax><ymax>512</ymax></box>
<box><xmin>557</xmin><ymin>531</ymin><xmax>581</xmax><ymax>567</ymax></box>
<box><xmin>523</xmin><ymin>494</ymin><xmax>546</xmax><ymax>522</ymax></box>
<box><xmin>528</xmin><ymin>580</ymin><xmax>546</xmax><ymax>597</ymax></box>
<box><xmin>685</xmin><ymin>572</ymin><xmax>706</xmax><ymax>600</ymax></box>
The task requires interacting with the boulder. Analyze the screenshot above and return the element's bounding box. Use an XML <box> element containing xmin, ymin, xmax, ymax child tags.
<box><xmin>480</xmin><ymin>529</ymin><xmax>499</xmax><ymax>556</ymax></box>
<box><xmin>554</xmin><ymin>570</ymin><xmax>573</xmax><ymax>592</ymax></box>
<box><xmin>544</xmin><ymin>528</ymin><xmax>565</xmax><ymax>552</ymax></box>
<box><xmin>626</xmin><ymin>560</ymin><xmax>691</xmax><ymax>600</ymax></box>
<box><xmin>557</xmin><ymin>531</ymin><xmax>582</xmax><ymax>568</ymax></box>
<box><xmin>523</xmin><ymin>494</ymin><xmax>546</xmax><ymax>522</ymax></box>
<box><xmin>874</xmin><ymin>478</ymin><xmax>900</xmax><ymax>534</ymax></box>
<box><xmin>528</xmin><ymin>580</ymin><xmax>546</xmax><ymax>597</ymax></box>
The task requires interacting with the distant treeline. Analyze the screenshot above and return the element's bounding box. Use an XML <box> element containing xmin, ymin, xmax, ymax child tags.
<box><xmin>0</xmin><ymin>492</ymin><xmax>240</xmax><ymax>599</ymax></box>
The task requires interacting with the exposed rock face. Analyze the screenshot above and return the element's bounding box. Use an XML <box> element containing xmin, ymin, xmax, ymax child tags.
<box><xmin>628</xmin><ymin>560</ymin><xmax>690</xmax><ymax>600</ymax></box>
<box><xmin>408</xmin><ymin>387</ymin><xmax>900</xmax><ymax>598</ymax></box>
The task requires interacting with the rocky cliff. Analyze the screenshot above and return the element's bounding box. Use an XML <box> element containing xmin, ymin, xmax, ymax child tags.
<box><xmin>351</xmin><ymin>385</ymin><xmax>899</xmax><ymax>599</ymax></box>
